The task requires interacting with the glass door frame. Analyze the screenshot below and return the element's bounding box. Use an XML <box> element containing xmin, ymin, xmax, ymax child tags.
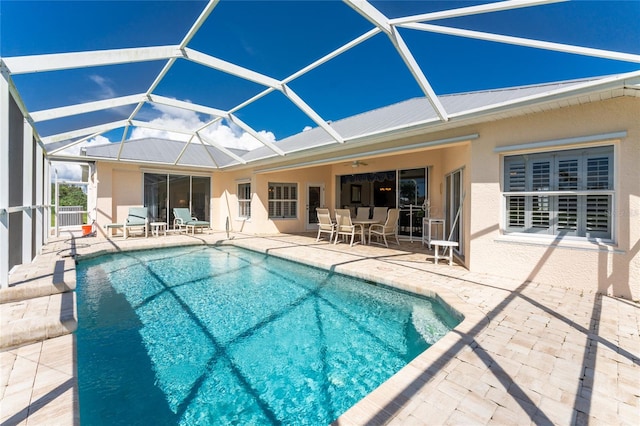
<box><xmin>397</xmin><ymin>167</ymin><xmax>429</xmax><ymax>242</ymax></box>
<box><xmin>444</xmin><ymin>167</ymin><xmax>464</xmax><ymax>257</ymax></box>
<box><xmin>306</xmin><ymin>183</ymin><xmax>325</xmax><ymax>230</ymax></box>
<box><xmin>143</xmin><ymin>171</ymin><xmax>211</xmax><ymax>229</ymax></box>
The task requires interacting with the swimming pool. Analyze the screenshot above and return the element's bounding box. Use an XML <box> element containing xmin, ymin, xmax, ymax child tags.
<box><xmin>76</xmin><ymin>245</ymin><xmax>460</xmax><ymax>425</ymax></box>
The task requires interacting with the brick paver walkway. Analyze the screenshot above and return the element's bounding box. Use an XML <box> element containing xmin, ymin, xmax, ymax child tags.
<box><xmin>1</xmin><ymin>231</ymin><xmax>638</xmax><ymax>425</ymax></box>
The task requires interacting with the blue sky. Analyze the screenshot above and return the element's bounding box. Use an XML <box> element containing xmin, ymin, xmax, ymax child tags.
<box><xmin>2</xmin><ymin>0</ymin><xmax>639</xmax><ymax>147</ymax></box>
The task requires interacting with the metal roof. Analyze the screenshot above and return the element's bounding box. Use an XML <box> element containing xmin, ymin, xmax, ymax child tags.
<box><xmin>84</xmin><ymin>137</ymin><xmax>247</xmax><ymax>168</ymax></box>
<box><xmin>2</xmin><ymin>0</ymin><xmax>639</xmax><ymax>170</ymax></box>
<box><xmin>83</xmin><ymin>73</ymin><xmax>640</xmax><ymax>168</ymax></box>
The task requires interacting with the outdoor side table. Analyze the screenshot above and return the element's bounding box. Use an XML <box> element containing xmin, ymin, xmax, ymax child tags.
<box><xmin>150</xmin><ymin>222</ymin><xmax>167</xmax><ymax>237</ymax></box>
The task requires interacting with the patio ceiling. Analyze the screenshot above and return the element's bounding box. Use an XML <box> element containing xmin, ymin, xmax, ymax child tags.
<box><xmin>2</xmin><ymin>0</ymin><xmax>639</xmax><ymax>170</ymax></box>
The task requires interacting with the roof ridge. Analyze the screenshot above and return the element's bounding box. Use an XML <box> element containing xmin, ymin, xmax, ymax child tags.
<box><xmin>439</xmin><ymin>75</ymin><xmax>615</xmax><ymax>97</ymax></box>
<box><xmin>121</xmin><ymin>137</ymin><xmax>184</xmax><ymax>144</ymax></box>
<box><xmin>109</xmin><ymin>136</ymin><xmax>250</xmax><ymax>153</ymax></box>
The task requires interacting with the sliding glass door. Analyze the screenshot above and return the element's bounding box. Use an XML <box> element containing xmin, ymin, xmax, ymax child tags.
<box><xmin>336</xmin><ymin>168</ymin><xmax>428</xmax><ymax>242</ymax></box>
<box><xmin>144</xmin><ymin>173</ymin><xmax>211</xmax><ymax>228</ymax></box>
<box><xmin>168</xmin><ymin>175</ymin><xmax>190</xmax><ymax>226</ymax></box>
<box><xmin>338</xmin><ymin>171</ymin><xmax>396</xmax><ymax>212</ymax></box>
<box><xmin>444</xmin><ymin>168</ymin><xmax>463</xmax><ymax>257</ymax></box>
<box><xmin>398</xmin><ymin>168</ymin><xmax>428</xmax><ymax>241</ymax></box>
<box><xmin>191</xmin><ymin>177</ymin><xmax>211</xmax><ymax>224</ymax></box>
<box><xmin>144</xmin><ymin>174</ymin><xmax>168</xmax><ymax>223</ymax></box>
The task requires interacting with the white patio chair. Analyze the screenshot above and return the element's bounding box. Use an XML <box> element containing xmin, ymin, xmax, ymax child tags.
<box><xmin>315</xmin><ymin>208</ymin><xmax>335</xmax><ymax>242</ymax></box>
<box><xmin>368</xmin><ymin>208</ymin><xmax>400</xmax><ymax>247</ymax></box>
<box><xmin>371</xmin><ymin>207</ymin><xmax>388</xmax><ymax>223</ymax></box>
<box><xmin>355</xmin><ymin>207</ymin><xmax>370</xmax><ymax>220</ymax></box>
<box><xmin>334</xmin><ymin>208</ymin><xmax>363</xmax><ymax>247</ymax></box>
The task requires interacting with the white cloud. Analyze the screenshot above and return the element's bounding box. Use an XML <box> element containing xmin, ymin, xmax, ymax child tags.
<box><xmin>89</xmin><ymin>75</ymin><xmax>116</xmax><ymax>99</ymax></box>
<box><xmin>52</xmin><ymin>162</ymin><xmax>84</xmax><ymax>181</ymax></box>
<box><xmin>52</xmin><ymin>135</ymin><xmax>111</xmax><ymax>181</ymax></box>
<box><xmin>303</xmin><ymin>126</ymin><xmax>312</xmax><ymax>132</ymax></box>
<box><xmin>130</xmin><ymin>103</ymin><xmax>275</xmax><ymax>151</ymax></box>
<box><xmin>57</xmin><ymin>135</ymin><xmax>111</xmax><ymax>156</ymax></box>
<box><xmin>52</xmin><ymin>100</ymin><xmax>277</xmax><ymax>182</ymax></box>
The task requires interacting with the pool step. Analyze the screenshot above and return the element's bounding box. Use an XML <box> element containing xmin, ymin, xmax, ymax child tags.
<box><xmin>0</xmin><ymin>258</ymin><xmax>77</xmax><ymax>350</ymax></box>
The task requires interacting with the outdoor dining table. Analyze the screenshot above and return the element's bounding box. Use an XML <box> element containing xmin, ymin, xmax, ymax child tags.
<box><xmin>351</xmin><ymin>218</ymin><xmax>381</xmax><ymax>245</ymax></box>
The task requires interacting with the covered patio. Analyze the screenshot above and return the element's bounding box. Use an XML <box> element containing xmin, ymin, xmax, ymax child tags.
<box><xmin>2</xmin><ymin>0</ymin><xmax>638</xmax><ymax>294</ymax></box>
<box><xmin>1</xmin><ymin>0</ymin><xmax>638</xmax><ymax>424</ymax></box>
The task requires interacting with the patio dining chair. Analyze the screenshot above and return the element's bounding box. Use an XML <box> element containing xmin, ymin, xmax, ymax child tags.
<box><xmin>371</xmin><ymin>207</ymin><xmax>388</xmax><ymax>223</ymax></box>
<box><xmin>315</xmin><ymin>208</ymin><xmax>335</xmax><ymax>242</ymax></box>
<box><xmin>355</xmin><ymin>207</ymin><xmax>370</xmax><ymax>220</ymax></box>
<box><xmin>368</xmin><ymin>208</ymin><xmax>400</xmax><ymax>247</ymax></box>
<box><xmin>334</xmin><ymin>208</ymin><xmax>363</xmax><ymax>247</ymax></box>
<box><xmin>173</xmin><ymin>207</ymin><xmax>210</xmax><ymax>235</ymax></box>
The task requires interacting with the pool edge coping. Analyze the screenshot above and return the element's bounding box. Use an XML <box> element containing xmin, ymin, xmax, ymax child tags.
<box><xmin>71</xmin><ymin>233</ymin><xmax>487</xmax><ymax>424</ymax></box>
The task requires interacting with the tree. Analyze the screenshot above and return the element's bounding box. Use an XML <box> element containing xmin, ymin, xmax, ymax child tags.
<box><xmin>51</xmin><ymin>184</ymin><xmax>88</xmax><ymax>225</ymax></box>
<box><xmin>53</xmin><ymin>184</ymin><xmax>87</xmax><ymax>207</ymax></box>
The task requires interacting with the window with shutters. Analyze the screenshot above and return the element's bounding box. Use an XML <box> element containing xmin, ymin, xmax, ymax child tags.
<box><xmin>503</xmin><ymin>146</ymin><xmax>613</xmax><ymax>239</ymax></box>
<box><xmin>268</xmin><ymin>183</ymin><xmax>297</xmax><ymax>219</ymax></box>
<box><xmin>238</xmin><ymin>182</ymin><xmax>251</xmax><ymax>219</ymax></box>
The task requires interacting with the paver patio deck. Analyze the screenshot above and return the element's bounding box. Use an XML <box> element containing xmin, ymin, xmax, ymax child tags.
<box><xmin>1</xmin><ymin>231</ymin><xmax>638</xmax><ymax>425</ymax></box>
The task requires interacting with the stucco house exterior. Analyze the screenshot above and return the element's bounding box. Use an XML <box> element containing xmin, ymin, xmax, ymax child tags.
<box><xmin>78</xmin><ymin>73</ymin><xmax>640</xmax><ymax>300</ymax></box>
<box><xmin>2</xmin><ymin>1</ymin><xmax>638</xmax><ymax>302</ymax></box>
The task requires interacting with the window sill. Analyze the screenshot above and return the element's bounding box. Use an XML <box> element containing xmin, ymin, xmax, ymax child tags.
<box><xmin>235</xmin><ymin>218</ymin><xmax>251</xmax><ymax>222</ymax></box>
<box><xmin>494</xmin><ymin>234</ymin><xmax>623</xmax><ymax>253</ymax></box>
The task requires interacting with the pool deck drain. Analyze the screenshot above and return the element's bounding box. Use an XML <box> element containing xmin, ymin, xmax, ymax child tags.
<box><xmin>1</xmin><ymin>231</ymin><xmax>638</xmax><ymax>425</ymax></box>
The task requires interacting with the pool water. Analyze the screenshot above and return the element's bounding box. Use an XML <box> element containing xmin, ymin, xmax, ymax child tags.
<box><xmin>76</xmin><ymin>245</ymin><xmax>460</xmax><ymax>425</ymax></box>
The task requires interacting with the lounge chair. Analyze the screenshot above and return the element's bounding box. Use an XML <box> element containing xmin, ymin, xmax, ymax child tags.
<box><xmin>103</xmin><ymin>222</ymin><xmax>124</xmax><ymax>238</ymax></box>
<box><xmin>316</xmin><ymin>208</ymin><xmax>335</xmax><ymax>242</ymax></box>
<box><xmin>124</xmin><ymin>207</ymin><xmax>149</xmax><ymax>239</ymax></box>
<box><xmin>334</xmin><ymin>208</ymin><xmax>363</xmax><ymax>247</ymax></box>
<box><xmin>368</xmin><ymin>208</ymin><xmax>400</xmax><ymax>247</ymax></box>
<box><xmin>173</xmin><ymin>207</ymin><xmax>210</xmax><ymax>235</ymax></box>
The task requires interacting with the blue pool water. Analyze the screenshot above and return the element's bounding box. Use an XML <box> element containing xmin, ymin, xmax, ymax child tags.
<box><xmin>76</xmin><ymin>245</ymin><xmax>460</xmax><ymax>425</ymax></box>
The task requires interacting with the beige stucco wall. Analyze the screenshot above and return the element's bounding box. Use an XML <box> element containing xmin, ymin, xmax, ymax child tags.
<box><xmin>91</xmin><ymin>96</ymin><xmax>638</xmax><ymax>300</ymax></box>
<box><xmin>93</xmin><ymin>144</ymin><xmax>461</xmax><ymax>235</ymax></box>
<box><xmin>467</xmin><ymin>97</ymin><xmax>639</xmax><ymax>300</ymax></box>
<box><xmin>94</xmin><ymin>162</ymin><xmax>217</xmax><ymax>237</ymax></box>
<box><xmin>213</xmin><ymin>148</ymin><xmax>459</xmax><ymax>235</ymax></box>
<box><xmin>95</xmin><ymin>162</ymin><xmax>144</xmax><ymax>237</ymax></box>
<box><xmin>213</xmin><ymin>167</ymin><xmax>336</xmax><ymax>234</ymax></box>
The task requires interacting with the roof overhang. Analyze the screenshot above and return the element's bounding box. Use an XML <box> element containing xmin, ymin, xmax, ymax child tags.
<box><xmin>232</xmin><ymin>71</ymin><xmax>640</xmax><ymax>173</ymax></box>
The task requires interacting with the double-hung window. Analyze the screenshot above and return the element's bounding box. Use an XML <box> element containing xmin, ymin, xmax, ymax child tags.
<box><xmin>268</xmin><ymin>183</ymin><xmax>297</xmax><ymax>219</ymax></box>
<box><xmin>238</xmin><ymin>182</ymin><xmax>251</xmax><ymax>219</ymax></box>
<box><xmin>504</xmin><ymin>145</ymin><xmax>613</xmax><ymax>240</ymax></box>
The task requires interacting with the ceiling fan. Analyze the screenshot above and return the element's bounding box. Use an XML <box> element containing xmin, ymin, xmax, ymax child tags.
<box><xmin>347</xmin><ymin>160</ymin><xmax>368</xmax><ymax>168</ymax></box>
